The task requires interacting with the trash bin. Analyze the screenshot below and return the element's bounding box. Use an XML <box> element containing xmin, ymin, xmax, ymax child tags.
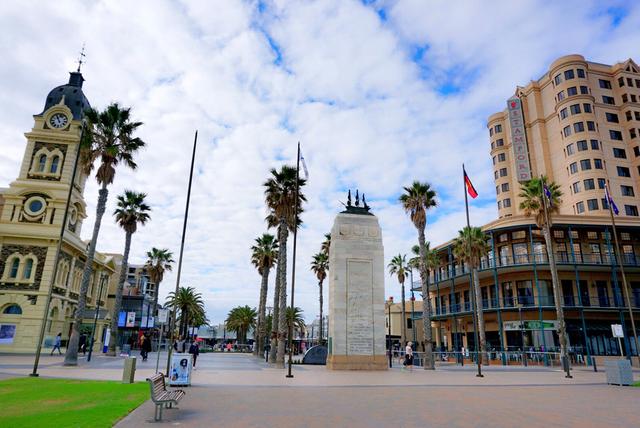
<box><xmin>605</xmin><ymin>359</ymin><xmax>633</xmax><ymax>386</ymax></box>
<box><xmin>122</xmin><ymin>356</ymin><xmax>136</xmax><ymax>384</ymax></box>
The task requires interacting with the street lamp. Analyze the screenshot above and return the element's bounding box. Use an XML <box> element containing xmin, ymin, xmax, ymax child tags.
<box><xmin>519</xmin><ymin>304</ymin><xmax>527</xmax><ymax>367</ymax></box>
<box><xmin>387</xmin><ymin>296</ymin><xmax>394</xmax><ymax>368</ymax></box>
<box><xmin>87</xmin><ymin>273</ymin><xmax>108</xmax><ymax>362</ymax></box>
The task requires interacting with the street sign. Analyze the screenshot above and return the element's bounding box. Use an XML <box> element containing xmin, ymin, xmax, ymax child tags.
<box><xmin>611</xmin><ymin>324</ymin><xmax>624</xmax><ymax>338</ymax></box>
<box><xmin>157</xmin><ymin>309</ymin><xmax>168</xmax><ymax>324</ymax></box>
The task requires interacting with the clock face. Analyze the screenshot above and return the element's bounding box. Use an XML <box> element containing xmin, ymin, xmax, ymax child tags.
<box><xmin>49</xmin><ymin>113</ymin><xmax>68</xmax><ymax>129</ymax></box>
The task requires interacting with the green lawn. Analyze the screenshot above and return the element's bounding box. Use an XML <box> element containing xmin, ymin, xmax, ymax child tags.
<box><xmin>0</xmin><ymin>377</ymin><xmax>148</xmax><ymax>428</ymax></box>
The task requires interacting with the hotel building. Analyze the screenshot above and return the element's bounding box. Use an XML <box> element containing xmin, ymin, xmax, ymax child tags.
<box><xmin>422</xmin><ymin>55</ymin><xmax>640</xmax><ymax>361</ymax></box>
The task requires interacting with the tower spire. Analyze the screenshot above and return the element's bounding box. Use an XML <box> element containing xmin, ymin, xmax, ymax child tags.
<box><xmin>76</xmin><ymin>43</ymin><xmax>86</xmax><ymax>73</ymax></box>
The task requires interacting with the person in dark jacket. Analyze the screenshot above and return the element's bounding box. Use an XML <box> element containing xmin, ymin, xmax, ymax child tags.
<box><xmin>141</xmin><ymin>335</ymin><xmax>152</xmax><ymax>361</ymax></box>
<box><xmin>78</xmin><ymin>333</ymin><xmax>87</xmax><ymax>356</ymax></box>
<box><xmin>188</xmin><ymin>339</ymin><xmax>200</xmax><ymax>368</ymax></box>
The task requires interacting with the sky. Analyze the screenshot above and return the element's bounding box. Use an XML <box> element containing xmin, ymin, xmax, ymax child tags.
<box><xmin>1</xmin><ymin>0</ymin><xmax>639</xmax><ymax>325</ymax></box>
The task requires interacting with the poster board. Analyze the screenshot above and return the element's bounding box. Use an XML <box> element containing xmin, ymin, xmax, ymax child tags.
<box><xmin>168</xmin><ymin>353</ymin><xmax>192</xmax><ymax>386</ymax></box>
<box><xmin>611</xmin><ymin>324</ymin><xmax>624</xmax><ymax>338</ymax></box>
<box><xmin>0</xmin><ymin>324</ymin><xmax>16</xmax><ymax>344</ymax></box>
<box><xmin>126</xmin><ymin>312</ymin><xmax>136</xmax><ymax>327</ymax></box>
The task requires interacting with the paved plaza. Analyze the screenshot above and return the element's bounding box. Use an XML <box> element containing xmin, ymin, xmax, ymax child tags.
<box><xmin>1</xmin><ymin>352</ymin><xmax>639</xmax><ymax>427</ymax></box>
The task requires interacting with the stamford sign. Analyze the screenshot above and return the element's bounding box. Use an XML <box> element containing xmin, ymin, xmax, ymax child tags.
<box><xmin>507</xmin><ymin>96</ymin><xmax>532</xmax><ymax>182</ymax></box>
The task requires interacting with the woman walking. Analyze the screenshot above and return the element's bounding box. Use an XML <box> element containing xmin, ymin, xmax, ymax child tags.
<box><xmin>50</xmin><ymin>333</ymin><xmax>62</xmax><ymax>355</ymax></box>
<box><xmin>404</xmin><ymin>341</ymin><xmax>414</xmax><ymax>371</ymax></box>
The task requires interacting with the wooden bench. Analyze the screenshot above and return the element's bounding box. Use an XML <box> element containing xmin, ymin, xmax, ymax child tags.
<box><xmin>146</xmin><ymin>373</ymin><xmax>186</xmax><ymax>421</ymax></box>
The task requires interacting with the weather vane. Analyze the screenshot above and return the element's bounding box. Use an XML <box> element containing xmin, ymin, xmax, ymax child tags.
<box><xmin>76</xmin><ymin>43</ymin><xmax>86</xmax><ymax>72</ymax></box>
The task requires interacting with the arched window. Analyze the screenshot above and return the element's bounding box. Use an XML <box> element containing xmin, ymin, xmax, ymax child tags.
<box><xmin>9</xmin><ymin>258</ymin><xmax>20</xmax><ymax>279</ymax></box>
<box><xmin>23</xmin><ymin>258</ymin><xmax>34</xmax><ymax>279</ymax></box>
<box><xmin>3</xmin><ymin>304</ymin><xmax>22</xmax><ymax>315</ymax></box>
<box><xmin>38</xmin><ymin>154</ymin><xmax>47</xmax><ymax>172</ymax></box>
<box><xmin>50</xmin><ymin>156</ymin><xmax>60</xmax><ymax>173</ymax></box>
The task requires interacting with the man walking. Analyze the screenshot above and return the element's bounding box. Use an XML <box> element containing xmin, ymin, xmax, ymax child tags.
<box><xmin>50</xmin><ymin>332</ymin><xmax>62</xmax><ymax>355</ymax></box>
<box><xmin>189</xmin><ymin>339</ymin><xmax>200</xmax><ymax>368</ymax></box>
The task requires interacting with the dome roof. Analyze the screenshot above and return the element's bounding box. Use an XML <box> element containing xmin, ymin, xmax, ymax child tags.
<box><xmin>40</xmin><ymin>72</ymin><xmax>91</xmax><ymax>120</ymax></box>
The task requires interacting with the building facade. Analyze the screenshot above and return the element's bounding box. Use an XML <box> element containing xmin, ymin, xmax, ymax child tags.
<box><xmin>0</xmin><ymin>70</ymin><xmax>118</xmax><ymax>353</ymax></box>
<box><xmin>423</xmin><ymin>55</ymin><xmax>640</xmax><ymax>361</ymax></box>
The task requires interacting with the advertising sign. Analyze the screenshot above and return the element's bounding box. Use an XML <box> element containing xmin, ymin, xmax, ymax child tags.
<box><xmin>168</xmin><ymin>353</ymin><xmax>192</xmax><ymax>386</ymax></box>
<box><xmin>611</xmin><ymin>324</ymin><xmax>624</xmax><ymax>338</ymax></box>
<box><xmin>507</xmin><ymin>96</ymin><xmax>532</xmax><ymax>182</ymax></box>
<box><xmin>126</xmin><ymin>312</ymin><xmax>136</xmax><ymax>328</ymax></box>
<box><xmin>157</xmin><ymin>309</ymin><xmax>168</xmax><ymax>324</ymax></box>
<box><xmin>503</xmin><ymin>320</ymin><xmax>558</xmax><ymax>331</ymax></box>
<box><xmin>103</xmin><ymin>327</ymin><xmax>110</xmax><ymax>353</ymax></box>
<box><xmin>0</xmin><ymin>324</ymin><xmax>17</xmax><ymax>344</ymax></box>
<box><xmin>118</xmin><ymin>311</ymin><xmax>126</xmax><ymax>327</ymax></box>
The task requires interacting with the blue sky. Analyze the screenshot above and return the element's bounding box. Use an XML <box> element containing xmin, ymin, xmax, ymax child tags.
<box><xmin>0</xmin><ymin>0</ymin><xmax>639</xmax><ymax>324</ymax></box>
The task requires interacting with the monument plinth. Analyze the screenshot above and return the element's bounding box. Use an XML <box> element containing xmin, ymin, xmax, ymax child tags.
<box><xmin>327</xmin><ymin>193</ymin><xmax>387</xmax><ymax>370</ymax></box>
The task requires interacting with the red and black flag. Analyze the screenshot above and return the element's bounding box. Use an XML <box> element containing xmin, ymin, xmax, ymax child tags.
<box><xmin>464</xmin><ymin>168</ymin><xmax>478</xmax><ymax>199</ymax></box>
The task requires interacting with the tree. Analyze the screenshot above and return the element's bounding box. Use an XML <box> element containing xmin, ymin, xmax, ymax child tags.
<box><xmin>145</xmin><ymin>248</ymin><xmax>175</xmax><ymax>318</ymax></box>
<box><xmin>264</xmin><ymin>165</ymin><xmax>306</xmax><ymax>367</ymax></box>
<box><xmin>65</xmin><ymin>103</ymin><xmax>145</xmax><ymax>366</ymax></box>
<box><xmin>519</xmin><ymin>176</ymin><xmax>568</xmax><ymax>360</ymax></box>
<box><xmin>321</xmin><ymin>233</ymin><xmax>331</xmax><ymax>256</ymax></box>
<box><xmin>165</xmin><ymin>286</ymin><xmax>206</xmax><ymax>339</ymax></box>
<box><xmin>286</xmin><ymin>306</ymin><xmax>305</xmax><ymax>335</ymax></box>
<box><xmin>452</xmin><ymin>226</ymin><xmax>490</xmax><ymax>364</ymax></box>
<box><xmin>400</xmin><ymin>181</ymin><xmax>437</xmax><ymax>369</ymax></box>
<box><xmin>310</xmin><ymin>252</ymin><xmax>329</xmax><ymax>343</ymax></box>
<box><xmin>226</xmin><ymin>305</ymin><xmax>257</xmax><ymax>344</ymax></box>
<box><xmin>250</xmin><ymin>234</ymin><xmax>278</xmax><ymax>356</ymax></box>
<box><xmin>388</xmin><ymin>254</ymin><xmax>409</xmax><ymax>346</ymax></box>
<box><xmin>107</xmin><ymin>191</ymin><xmax>151</xmax><ymax>356</ymax></box>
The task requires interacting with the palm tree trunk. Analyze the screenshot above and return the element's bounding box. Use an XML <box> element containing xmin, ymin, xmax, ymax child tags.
<box><xmin>107</xmin><ymin>231</ymin><xmax>132</xmax><ymax>356</ymax></box>
<box><xmin>269</xmin><ymin>272</ymin><xmax>280</xmax><ymax>363</ymax></box>
<box><xmin>417</xmin><ymin>227</ymin><xmax>435</xmax><ymax>369</ymax></box>
<box><xmin>401</xmin><ymin>282</ymin><xmax>407</xmax><ymax>346</ymax></box>
<box><xmin>65</xmin><ymin>184</ymin><xmax>109</xmax><ymax>366</ymax></box>
<box><xmin>473</xmin><ymin>267</ymin><xmax>488</xmax><ymax>365</ymax></box>
<box><xmin>276</xmin><ymin>220</ymin><xmax>289</xmax><ymax>368</ymax></box>
<box><xmin>255</xmin><ymin>269</ymin><xmax>270</xmax><ymax>356</ymax></box>
<box><xmin>152</xmin><ymin>279</ymin><xmax>161</xmax><ymax>318</ymax></box>
<box><xmin>543</xmin><ymin>224</ymin><xmax>568</xmax><ymax>358</ymax></box>
<box><xmin>318</xmin><ymin>279</ymin><xmax>323</xmax><ymax>343</ymax></box>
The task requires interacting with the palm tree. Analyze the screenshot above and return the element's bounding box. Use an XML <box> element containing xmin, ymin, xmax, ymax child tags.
<box><xmin>286</xmin><ymin>306</ymin><xmax>305</xmax><ymax>335</ymax></box>
<box><xmin>400</xmin><ymin>181</ymin><xmax>437</xmax><ymax>369</ymax></box>
<box><xmin>107</xmin><ymin>191</ymin><xmax>151</xmax><ymax>356</ymax></box>
<box><xmin>388</xmin><ymin>254</ymin><xmax>409</xmax><ymax>346</ymax></box>
<box><xmin>310</xmin><ymin>252</ymin><xmax>329</xmax><ymax>343</ymax></box>
<box><xmin>145</xmin><ymin>248</ymin><xmax>175</xmax><ymax>318</ymax></box>
<box><xmin>321</xmin><ymin>233</ymin><xmax>331</xmax><ymax>256</ymax></box>
<box><xmin>519</xmin><ymin>176</ymin><xmax>568</xmax><ymax>360</ymax></box>
<box><xmin>452</xmin><ymin>226</ymin><xmax>490</xmax><ymax>364</ymax></box>
<box><xmin>166</xmin><ymin>286</ymin><xmax>206</xmax><ymax>339</ymax></box>
<box><xmin>264</xmin><ymin>165</ymin><xmax>306</xmax><ymax>367</ymax></box>
<box><xmin>409</xmin><ymin>243</ymin><xmax>440</xmax><ymax>350</ymax></box>
<box><xmin>226</xmin><ymin>306</ymin><xmax>257</xmax><ymax>344</ymax></box>
<box><xmin>65</xmin><ymin>103</ymin><xmax>145</xmax><ymax>366</ymax></box>
<box><xmin>251</xmin><ymin>234</ymin><xmax>278</xmax><ymax>356</ymax></box>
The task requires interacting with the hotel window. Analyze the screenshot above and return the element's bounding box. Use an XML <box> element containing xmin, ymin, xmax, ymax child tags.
<box><xmin>613</xmin><ymin>148</ymin><xmax>627</xmax><ymax>158</ymax></box>
<box><xmin>570</xmin><ymin>104</ymin><xmax>581</xmax><ymax>115</ymax></box>
<box><xmin>621</xmin><ymin>185</ymin><xmax>635</xmax><ymax>197</ymax></box>
<box><xmin>597</xmin><ymin>178</ymin><xmax>606</xmax><ymax>189</ymax></box>
<box><xmin>631</xmin><ymin>129</ymin><xmax>637</xmax><ymax>139</ymax></box>
<box><xmin>577</xmin><ymin>69</ymin><xmax>586</xmax><ymax>78</ymax></box>
<box><xmin>501</xmin><ymin>183</ymin><xmax>509</xmax><ymax>192</ymax></box>
<box><xmin>636</xmin><ymin>112</ymin><xmax>640</xmax><ymax>120</ymax></box>
<box><xmin>490</xmin><ymin>128</ymin><xmax>493</xmax><ymax>136</ymax></box>
<box><xmin>495</xmin><ymin>124</ymin><xmax>502</xmax><ymax>133</ymax></box>
<box><xmin>634</xmin><ymin>146</ymin><xmax>640</xmax><ymax>157</ymax></box>
<box><xmin>491</xmin><ymin>142</ymin><xmax>495</xmax><ymax>150</ymax></box>
<box><xmin>587</xmin><ymin>199</ymin><xmax>599</xmax><ymax>211</ymax></box>
<box><xmin>622</xmin><ymin>94</ymin><xmax>628</xmax><ymax>103</ymax></box>
<box><xmin>590</xmin><ymin>139</ymin><xmax>600</xmax><ymax>150</ymax></box>
<box><xmin>554</xmin><ymin>74</ymin><xmax>562</xmax><ymax>85</ymax></box>
<box><xmin>23</xmin><ymin>258</ymin><xmax>34</xmax><ymax>279</ymax></box>
<box><xmin>511</xmin><ymin>230</ymin><xmax>525</xmax><ymax>240</ymax></box>
<box><xmin>580</xmin><ymin>159</ymin><xmax>592</xmax><ymax>170</ymax></box>
<box><xmin>636</xmin><ymin>79</ymin><xmax>640</xmax><ymax>87</ymax></box>
<box><xmin>50</xmin><ymin>156</ymin><xmax>60</xmax><ymax>174</ymax></box>
<box><xmin>577</xmin><ymin>140</ymin><xmax>588</xmax><ymax>151</ymax></box>
<box><xmin>495</xmin><ymin>185</ymin><xmax>500</xmax><ymax>195</ymax></box>
<box><xmin>564</xmin><ymin>70</ymin><xmax>575</xmax><ymax>80</ymax></box>
<box><xmin>609</xmin><ymin>130</ymin><xmax>623</xmax><ymax>140</ymax></box>
<box><xmin>617</xmin><ymin>166</ymin><xmax>631</xmax><ymax>177</ymax></box>
<box><xmin>621</xmin><ymin>232</ymin><xmax>631</xmax><ymax>240</ymax></box>
<box><xmin>566</xmin><ymin>143</ymin><xmax>574</xmax><ymax>155</ymax></box>
<box><xmin>492</xmin><ymin>156</ymin><xmax>496</xmax><ymax>165</ymax></box>
<box><xmin>619</xmin><ymin>76</ymin><xmax>625</xmax><ymax>87</ymax></box>
<box><xmin>606</xmin><ymin>112</ymin><xmax>619</xmax><ymax>123</ymax></box>
<box><xmin>496</xmin><ymin>138</ymin><xmax>504</xmax><ymax>147</ymax></box>
<box><xmin>498</xmin><ymin>153</ymin><xmax>506</xmax><ymax>162</ymax></box>
<box><xmin>626</xmin><ymin>111</ymin><xmax>633</xmax><ymax>121</ymax></box>
<box><xmin>633</xmin><ymin>95</ymin><xmax>638</xmax><ymax>103</ymax></box>
<box><xmin>567</xmin><ymin>86</ymin><xmax>578</xmax><ymax>96</ymax></box>
<box><xmin>553</xmin><ymin>230</ymin><xmax>565</xmax><ymax>239</ymax></box>
<box><xmin>572</xmin><ymin>182</ymin><xmax>581</xmax><ymax>193</ymax></box>
<box><xmin>557</xmin><ymin>90</ymin><xmax>565</xmax><ymax>101</ymax></box>
<box><xmin>587</xmin><ymin>121</ymin><xmax>596</xmax><ymax>131</ymax></box>
<box><xmin>583</xmin><ymin>103</ymin><xmax>592</xmax><ymax>113</ymax></box>
<box><xmin>576</xmin><ymin>201</ymin><xmax>585</xmax><ymax>213</ymax></box>
<box><xmin>602</xmin><ymin>198</ymin><xmax>610</xmax><ymax>210</ymax></box>
<box><xmin>499</xmin><ymin>233</ymin><xmax>508</xmax><ymax>243</ymax></box>
<box><xmin>570</xmin><ymin>230</ymin><xmax>579</xmax><ymax>239</ymax></box>
<box><xmin>603</xmin><ymin>96</ymin><xmax>615</xmax><ymax>105</ymax></box>
<box><xmin>580</xmin><ymin>86</ymin><xmax>589</xmax><ymax>94</ymax></box>
<box><xmin>584</xmin><ymin>179</ymin><xmax>595</xmax><ymax>190</ymax></box>
<box><xmin>499</xmin><ymin>168</ymin><xmax>507</xmax><ymax>177</ymax></box>
<box><xmin>625</xmin><ymin>205</ymin><xmax>639</xmax><ymax>216</ymax></box>
<box><xmin>494</xmin><ymin>170</ymin><xmax>499</xmax><ymax>179</ymax></box>
<box><xmin>599</xmin><ymin>79</ymin><xmax>612</xmax><ymax>89</ymax></box>
<box><xmin>569</xmin><ymin>162</ymin><xmax>578</xmax><ymax>174</ymax></box>
<box><xmin>503</xmin><ymin>198</ymin><xmax>511</xmax><ymax>208</ymax></box>
<box><xmin>594</xmin><ymin>158</ymin><xmax>603</xmax><ymax>169</ymax></box>
<box><xmin>497</xmin><ymin>200</ymin><xmax>502</xmax><ymax>209</ymax></box>
<box><xmin>8</xmin><ymin>258</ymin><xmax>19</xmax><ymax>279</ymax></box>
<box><xmin>38</xmin><ymin>154</ymin><xmax>47</xmax><ymax>172</ymax></box>
<box><xmin>627</xmin><ymin>77</ymin><xmax>633</xmax><ymax>86</ymax></box>
<box><xmin>560</xmin><ymin>108</ymin><xmax>568</xmax><ymax>119</ymax></box>
<box><xmin>563</xmin><ymin>125</ymin><xmax>571</xmax><ymax>137</ymax></box>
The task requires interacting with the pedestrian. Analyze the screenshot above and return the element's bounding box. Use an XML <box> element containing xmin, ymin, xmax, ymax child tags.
<box><xmin>50</xmin><ymin>332</ymin><xmax>62</xmax><ymax>355</ymax></box>
<box><xmin>141</xmin><ymin>335</ymin><xmax>152</xmax><ymax>361</ymax></box>
<box><xmin>79</xmin><ymin>333</ymin><xmax>87</xmax><ymax>356</ymax></box>
<box><xmin>404</xmin><ymin>341</ymin><xmax>414</xmax><ymax>371</ymax></box>
<box><xmin>226</xmin><ymin>342</ymin><xmax>232</xmax><ymax>352</ymax></box>
<box><xmin>189</xmin><ymin>339</ymin><xmax>200</xmax><ymax>368</ymax></box>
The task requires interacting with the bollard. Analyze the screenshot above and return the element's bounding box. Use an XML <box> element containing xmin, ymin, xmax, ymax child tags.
<box><xmin>122</xmin><ymin>356</ymin><xmax>137</xmax><ymax>384</ymax></box>
<box><xmin>591</xmin><ymin>355</ymin><xmax>598</xmax><ymax>372</ymax></box>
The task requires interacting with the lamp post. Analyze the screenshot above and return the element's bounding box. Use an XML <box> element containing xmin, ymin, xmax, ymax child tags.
<box><xmin>519</xmin><ymin>305</ymin><xmax>527</xmax><ymax>367</ymax></box>
<box><xmin>387</xmin><ymin>296</ymin><xmax>393</xmax><ymax>368</ymax></box>
<box><xmin>87</xmin><ymin>273</ymin><xmax>108</xmax><ymax>362</ymax></box>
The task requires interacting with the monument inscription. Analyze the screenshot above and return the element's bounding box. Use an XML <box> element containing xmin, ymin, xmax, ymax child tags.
<box><xmin>347</xmin><ymin>260</ymin><xmax>373</xmax><ymax>355</ymax></box>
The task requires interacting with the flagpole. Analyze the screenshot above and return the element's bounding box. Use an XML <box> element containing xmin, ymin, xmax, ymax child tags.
<box><xmin>463</xmin><ymin>164</ymin><xmax>483</xmax><ymax>378</ymax></box>
<box><xmin>166</xmin><ymin>130</ymin><xmax>198</xmax><ymax>376</ymax></box>
<box><xmin>287</xmin><ymin>142</ymin><xmax>301</xmax><ymax>378</ymax></box>
<box><xmin>606</xmin><ymin>183</ymin><xmax>640</xmax><ymax>366</ymax></box>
